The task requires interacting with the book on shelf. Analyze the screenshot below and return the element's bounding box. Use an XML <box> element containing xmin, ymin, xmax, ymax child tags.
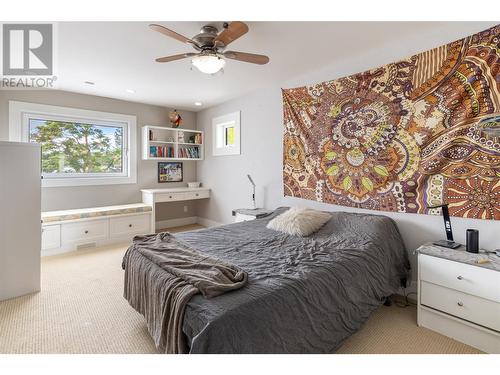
<box><xmin>178</xmin><ymin>146</ymin><xmax>200</xmax><ymax>159</ymax></box>
<box><xmin>149</xmin><ymin>145</ymin><xmax>174</xmax><ymax>158</ymax></box>
<box><xmin>188</xmin><ymin>133</ymin><xmax>203</xmax><ymax>144</ymax></box>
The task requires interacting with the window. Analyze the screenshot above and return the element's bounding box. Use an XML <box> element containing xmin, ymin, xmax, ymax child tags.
<box><xmin>225</xmin><ymin>125</ymin><xmax>235</xmax><ymax>146</ymax></box>
<box><xmin>212</xmin><ymin>111</ymin><xmax>241</xmax><ymax>156</ymax></box>
<box><xmin>9</xmin><ymin>101</ymin><xmax>137</xmax><ymax>187</ymax></box>
<box><xmin>28</xmin><ymin>117</ymin><xmax>125</xmax><ymax>176</ymax></box>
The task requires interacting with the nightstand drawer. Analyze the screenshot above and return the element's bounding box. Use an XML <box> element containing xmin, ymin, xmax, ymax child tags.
<box><xmin>419</xmin><ymin>254</ymin><xmax>500</xmax><ymax>302</ymax></box>
<box><xmin>421</xmin><ymin>281</ymin><xmax>500</xmax><ymax>331</ymax></box>
<box><xmin>234</xmin><ymin>213</ymin><xmax>256</xmax><ymax>222</ymax></box>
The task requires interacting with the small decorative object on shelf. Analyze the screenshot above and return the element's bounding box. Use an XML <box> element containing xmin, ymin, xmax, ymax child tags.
<box><xmin>178</xmin><ymin>131</ymin><xmax>185</xmax><ymax>143</ymax></box>
<box><xmin>169</xmin><ymin>109</ymin><xmax>182</xmax><ymax>128</ymax></box>
<box><xmin>158</xmin><ymin>162</ymin><xmax>183</xmax><ymax>183</ymax></box>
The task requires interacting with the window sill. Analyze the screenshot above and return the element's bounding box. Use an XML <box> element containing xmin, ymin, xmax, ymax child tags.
<box><xmin>42</xmin><ymin>175</ymin><xmax>137</xmax><ymax>188</ymax></box>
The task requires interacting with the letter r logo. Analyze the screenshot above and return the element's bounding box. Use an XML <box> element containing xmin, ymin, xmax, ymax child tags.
<box><xmin>2</xmin><ymin>24</ymin><xmax>53</xmax><ymax>76</ymax></box>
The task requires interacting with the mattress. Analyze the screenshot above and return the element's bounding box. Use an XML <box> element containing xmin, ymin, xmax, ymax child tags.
<box><xmin>165</xmin><ymin>207</ymin><xmax>410</xmax><ymax>353</ymax></box>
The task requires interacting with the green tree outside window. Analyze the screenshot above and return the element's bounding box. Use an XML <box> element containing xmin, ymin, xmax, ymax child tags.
<box><xmin>29</xmin><ymin>119</ymin><xmax>124</xmax><ymax>175</ymax></box>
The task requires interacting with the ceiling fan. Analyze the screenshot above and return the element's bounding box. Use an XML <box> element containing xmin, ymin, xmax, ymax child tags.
<box><xmin>149</xmin><ymin>22</ymin><xmax>270</xmax><ymax>74</ymax></box>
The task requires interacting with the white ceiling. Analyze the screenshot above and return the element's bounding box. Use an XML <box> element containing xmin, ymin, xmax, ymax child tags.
<box><xmin>55</xmin><ymin>21</ymin><xmax>497</xmax><ymax>112</ymax></box>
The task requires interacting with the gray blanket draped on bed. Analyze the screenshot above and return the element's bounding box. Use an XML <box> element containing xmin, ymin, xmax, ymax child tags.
<box><xmin>122</xmin><ymin>232</ymin><xmax>247</xmax><ymax>353</ymax></box>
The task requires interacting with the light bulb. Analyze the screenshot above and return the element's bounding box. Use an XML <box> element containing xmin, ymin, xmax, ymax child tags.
<box><xmin>191</xmin><ymin>54</ymin><xmax>226</xmax><ymax>74</ymax></box>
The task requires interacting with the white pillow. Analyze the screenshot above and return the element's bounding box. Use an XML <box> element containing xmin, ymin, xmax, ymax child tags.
<box><xmin>266</xmin><ymin>207</ymin><xmax>331</xmax><ymax>236</ymax></box>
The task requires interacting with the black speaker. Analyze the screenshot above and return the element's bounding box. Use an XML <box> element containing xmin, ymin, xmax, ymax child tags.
<box><xmin>466</xmin><ymin>229</ymin><xmax>479</xmax><ymax>253</ymax></box>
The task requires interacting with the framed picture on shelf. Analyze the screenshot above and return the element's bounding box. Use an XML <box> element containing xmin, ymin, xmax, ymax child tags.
<box><xmin>158</xmin><ymin>162</ymin><xmax>183</xmax><ymax>183</ymax></box>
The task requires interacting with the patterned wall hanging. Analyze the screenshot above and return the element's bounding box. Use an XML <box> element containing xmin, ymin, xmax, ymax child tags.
<box><xmin>282</xmin><ymin>25</ymin><xmax>499</xmax><ymax>220</ymax></box>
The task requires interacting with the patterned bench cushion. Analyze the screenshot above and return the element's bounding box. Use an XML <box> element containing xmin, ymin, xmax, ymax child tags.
<box><xmin>42</xmin><ymin>203</ymin><xmax>152</xmax><ymax>223</ymax></box>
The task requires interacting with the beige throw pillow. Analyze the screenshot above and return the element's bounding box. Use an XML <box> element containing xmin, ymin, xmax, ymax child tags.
<box><xmin>266</xmin><ymin>207</ymin><xmax>331</xmax><ymax>236</ymax></box>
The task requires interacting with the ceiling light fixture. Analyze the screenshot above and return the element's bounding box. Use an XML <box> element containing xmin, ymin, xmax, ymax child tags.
<box><xmin>194</xmin><ymin>102</ymin><xmax>202</xmax><ymax>106</ymax></box>
<box><xmin>125</xmin><ymin>89</ymin><xmax>136</xmax><ymax>94</ymax></box>
<box><xmin>191</xmin><ymin>54</ymin><xmax>225</xmax><ymax>75</ymax></box>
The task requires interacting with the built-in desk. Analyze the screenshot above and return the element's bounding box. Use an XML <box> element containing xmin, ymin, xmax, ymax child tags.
<box><xmin>141</xmin><ymin>187</ymin><xmax>210</xmax><ymax>231</ymax></box>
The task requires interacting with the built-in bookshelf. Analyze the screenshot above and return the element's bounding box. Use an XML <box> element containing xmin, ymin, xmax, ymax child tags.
<box><xmin>142</xmin><ymin>125</ymin><xmax>204</xmax><ymax>161</ymax></box>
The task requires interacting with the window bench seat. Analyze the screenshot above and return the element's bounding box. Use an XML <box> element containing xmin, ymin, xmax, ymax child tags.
<box><xmin>41</xmin><ymin>203</ymin><xmax>152</xmax><ymax>256</ymax></box>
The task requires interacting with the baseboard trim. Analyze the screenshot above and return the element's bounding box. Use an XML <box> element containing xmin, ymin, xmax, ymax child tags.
<box><xmin>197</xmin><ymin>217</ymin><xmax>224</xmax><ymax>228</ymax></box>
<box><xmin>155</xmin><ymin>216</ymin><xmax>198</xmax><ymax>230</ymax></box>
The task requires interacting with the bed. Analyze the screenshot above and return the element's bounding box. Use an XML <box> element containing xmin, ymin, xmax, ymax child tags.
<box><xmin>123</xmin><ymin>207</ymin><xmax>410</xmax><ymax>353</ymax></box>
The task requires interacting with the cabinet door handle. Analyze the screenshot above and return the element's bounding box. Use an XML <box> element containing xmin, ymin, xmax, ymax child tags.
<box><xmin>169</xmin><ymin>196</ymin><xmax>172</xmax><ymax>198</ymax></box>
<box><xmin>457</xmin><ymin>276</ymin><xmax>463</xmax><ymax>280</ymax></box>
<box><xmin>84</xmin><ymin>230</ymin><xmax>89</xmax><ymax>234</ymax></box>
<box><xmin>129</xmin><ymin>224</ymin><xmax>133</xmax><ymax>228</ymax></box>
<box><xmin>195</xmin><ymin>193</ymin><xmax>199</xmax><ymax>196</ymax></box>
<box><xmin>457</xmin><ymin>301</ymin><xmax>463</xmax><ymax>307</ymax></box>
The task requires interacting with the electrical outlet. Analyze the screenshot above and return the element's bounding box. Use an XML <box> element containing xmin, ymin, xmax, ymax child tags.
<box><xmin>183</xmin><ymin>205</ymin><xmax>188</xmax><ymax>213</ymax></box>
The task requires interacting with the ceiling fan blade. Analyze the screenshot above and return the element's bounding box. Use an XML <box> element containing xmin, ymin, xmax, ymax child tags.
<box><xmin>223</xmin><ymin>51</ymin><xmax>269</xmax><ymax>65</ymax></box>
<box><xmin>149</xmin><ymin>24</ymin><xmax>196</xmax><ymax>45</ymax></box>
<box><xmin>155</xmin><ymin>53</ymin><xmax>197</xmax><ymax>63</ymax></box>
<box><xmin>214</xmin><ymin>22</ymin><xmax>249</xmax><ymax>47</ymax></box>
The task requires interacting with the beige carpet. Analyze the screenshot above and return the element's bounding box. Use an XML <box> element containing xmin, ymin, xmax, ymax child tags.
<box><xmin>0</xmin><ymin>225</ymin><xmax>481</xmax><ymax>354</ymax></box>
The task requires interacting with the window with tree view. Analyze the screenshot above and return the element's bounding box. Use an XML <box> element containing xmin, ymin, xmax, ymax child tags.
<box><xmin>28</xmin><ymin>118</ymin><xmax>126</xmax><ymax>177</ymax></box>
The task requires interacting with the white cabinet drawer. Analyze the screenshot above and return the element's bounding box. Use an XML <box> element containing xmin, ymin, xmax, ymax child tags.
<box><xmin>419</xmin><ymin>254</ymin><xmax>500</xmax><ymax>302</ymax></box>
<box><xmin>421</xmin><ymin>281</ymin><xmax>500</xmax><ymax>331</ymax></box>
<box><xmin>42</xmin><ymin>225</ymin><xmax>61</xmax><ymax>250</ymax></box>
<box><xmin>61</xmin><ymin>219</ymin><xmax>108</xmax><ymax>244</ymax></box>
<box><xmin>154</xmin><ymin>190</ymin><xmax>209</xmax><ymax>202</ymax></box>
<box><xmin>184</xmin><ymin>190</ymin><xmax>209</xmax><ymax>200</ymax></box>
<box><xmin>109</xmin><ymin>214</ymin><xmax>149</xmax><ymax>238</ymax></box>
<box><xmin>156</xmin><ymin>192</ymin><xmax>186</xmax><ymax>202</ymax></box>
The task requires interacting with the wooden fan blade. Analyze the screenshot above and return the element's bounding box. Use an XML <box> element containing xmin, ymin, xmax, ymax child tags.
<box><xmin>149</xmin><ymin>24</ymin><xmax>195</xmax><ymax>45</ymax></box>
<box><xmin>223</xmin><ymin>51</ymin><xmax>269</xmax><ymax>65</ymax></box>
<box><xmin>214</xmin><ymin>22</ymin><xmax>249</xmax><ymax>47</ymax></box>
<box><xmin>155</xmin><ymin>53</ymin><xmax>197</xmax><ymax>63</ymax></box>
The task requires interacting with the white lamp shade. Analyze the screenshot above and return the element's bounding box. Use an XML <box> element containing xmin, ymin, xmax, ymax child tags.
<box><xmin>192</xmin><ymin>55</ymin><xmax>226</xmax><ymax>74</ymax></box>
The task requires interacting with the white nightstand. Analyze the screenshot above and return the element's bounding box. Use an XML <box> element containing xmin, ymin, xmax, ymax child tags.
<box><xmin>416</xmin><ymin>243</ymin><xmax>500</xmax><ymax>353</ymax></box>
<box><xmin>232</xmin><ymin>208</ymin><xmax>273</xmax><ymax>223</ymax></box>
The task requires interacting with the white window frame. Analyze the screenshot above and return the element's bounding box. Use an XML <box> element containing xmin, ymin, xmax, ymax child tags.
<box><xmin>212</xmin><ymin>111</ymin><xmax>241</xmax><ymax>156</ymax></box>
<box><xmin>9</xmin><ymin>100</ymin><xmax>137</xmax><ymax>187</ymax></box>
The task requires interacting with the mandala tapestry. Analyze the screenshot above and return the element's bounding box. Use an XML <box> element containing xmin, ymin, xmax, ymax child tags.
<box><xmin>282</xmin><ymin>25</ymin><xmax>499</xmax><ymax>220</ymax></box>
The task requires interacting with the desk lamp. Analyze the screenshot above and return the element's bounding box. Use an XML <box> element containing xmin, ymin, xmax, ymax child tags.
<box><xmin>247</xmin><ymin>174</ymin><xmax>256</xmax><ymax>209</ymax></box>
<box><xmin>428</xmin><ymin>203</ymin><xmax>460</xmax><ymax>249</ymax></box>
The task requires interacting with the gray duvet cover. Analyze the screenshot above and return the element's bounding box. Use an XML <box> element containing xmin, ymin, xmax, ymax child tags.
<box><xmin>170</xmin><ymin>207</ymin><xmax>410</xmax><ymax>353</ymax></box>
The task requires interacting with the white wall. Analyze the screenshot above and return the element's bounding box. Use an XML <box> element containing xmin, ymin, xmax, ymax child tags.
<box><xmin>196</xmin><ymin>22</ymin><xmax>500</xmax><ymax>285</ymax></box>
